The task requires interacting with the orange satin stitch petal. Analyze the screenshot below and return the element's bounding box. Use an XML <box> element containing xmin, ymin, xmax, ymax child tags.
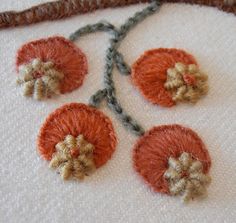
<box><xmin>38</xmin><ymin>103</ymin><xmax>117</xmax><ymax>168</ymax></box>
<box><xmin>16</xmin><ymin>36</ymin><xmax>88</xmax><ymax>93</ymax></box>
<box><xmin>131</xmin><ymin>48</ymin><xmax>197</xmax><ymax>107</ymax></box>
<box><xmin>133</xmin><ymin>125</ymin><xmax>211</xmax><ymax>194</ymax></box>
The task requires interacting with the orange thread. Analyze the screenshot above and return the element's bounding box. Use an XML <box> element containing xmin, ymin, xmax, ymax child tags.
<box><xmin>183</xmin><ymin>73</ymin><xmax>197</xmax><ymax>86</ymax></box>
<box><xmin>70</xmin><ymin>148</ymin><xmax>80</xmax><ymax>158</ymax></box>
<box><xmin>131</xmin><ymin>48</ymin><xmax>197</xmax><ymax>107</ymax></box>
<box><xmin>133</xmin><ymin>124</ymin><xmax>211</xmax><ymax>194</ymax></box>
<box><xmin>38</xmin><ymin>103</ymin><xmax>117</xmax><ymax>168</ymax></box>
<box><xmin>16</xmin><ymin>36</ymin><xmax>88</xmax><ymax>94</ymax></box>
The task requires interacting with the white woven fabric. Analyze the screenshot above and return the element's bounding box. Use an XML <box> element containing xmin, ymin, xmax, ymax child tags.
<box><xmin>0</xmin><ymin>1</ymin><xmax>236</xmax><ymax>222</ymax></box>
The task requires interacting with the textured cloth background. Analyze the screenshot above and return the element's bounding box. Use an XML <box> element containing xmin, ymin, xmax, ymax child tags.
<box><xmin>0</xmin><ymin>1</ymin><xmax>236</xmax><ymax>222</ymax></box>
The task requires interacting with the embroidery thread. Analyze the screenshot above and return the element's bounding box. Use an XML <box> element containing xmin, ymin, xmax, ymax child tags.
<box><xmin>49</xmin><ymin>134</ymin><xmax>96</xmax><ymax>180</ymax></box>
<box><xmin>164</xmin><ymin>152</ymin><xmax>211</xmax><ymax>202</ymax></box>
<box><xmin>165</xmin><ymin>62</ymin><xmax>208</xmax><ymax>103</ymax></box>
<box><xmin>0</xmin><ymin>0</ymin><xmax>235</xmax><ymax>28</ymax></box>
<box><xmin>17</xmin><ymin>58</ymin><xmax>64</xmax><ymax>100</ymax></box>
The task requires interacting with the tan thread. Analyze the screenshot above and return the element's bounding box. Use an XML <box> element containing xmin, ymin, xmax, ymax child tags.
<box><xmin>49</xmin><ymin>134</ymin><xmax>96</xmax><ymax>180</ymax></box>
<box><xmin>164</xmin><ymin>152</ymin><xmax>211</xmax><ymax>202</ymax></box>
<box><xmin>0</xmin><ymin>0</ymin><xmax>235</xmax><ymax>29</ymax></box>
<box><xmin>164</xmin><ymin>62</ymin><xmax>208</xmax><ymax>103</ymax></box>
<box><xmin>17</xmin><ymin>58</ymin><xmax>64</xmax><ymax>100</ymax></box>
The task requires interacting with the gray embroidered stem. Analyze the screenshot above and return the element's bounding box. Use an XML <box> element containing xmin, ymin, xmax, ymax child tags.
<box><xmin>69</xmin><ymin>20</ymin><xmax>131</xmax><ymax>75</ymax></box>
<box><xmin>71</xmin><ymin>0</ymin><xmax>161</xmax><ymax>136</ymax></box>
<box><xmin>114</xmin><ymin>51</ymin><xmax>131</xmax><ymax>75</ymax></box>
<box><xmin>104</xmin><ymin>0</ymin><xmax>161</xmax><ymax>136</ymax></box>
<box><xmin>89</xmin><ymin>88</ymin><xmax>107</xmax><ymax>107</ymax></box>
<box><xmin>104</xmin><ymin>43</ymin><xmax>145</xmax><ymax>136</ymax></box>
<box><xmin>112</xmin><ymin>0</ymin><xmax>161</xmax><ymax>75</ymax></box>
<box><xmin>117</xmin><ymin>0</ymin><xmax>160</xmax><ymax>41</ymax></box>
<box><xmin>69</xmin><ymin>21</ymin><xmax>117</xmax><ymax>41</ymax></box>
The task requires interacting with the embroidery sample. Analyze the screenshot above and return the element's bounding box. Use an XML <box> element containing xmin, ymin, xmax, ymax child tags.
<box><xmin>27</xmin><ymin>0</ymin><xmax>214</xmax><ymax>203</ymax></box>
<box><xmin>132</xmin><ymin>48</ymin><xmax>208</xmax><ymax>107</ymax></box>
<box><xmin>38</xmin><ymin>103</ymin><xmax>117</xmax><ymax>180</ymax></box>
<box><xmin>133</xmin><ymin>125</ymin><xmax>211</xmax><ymax>202</ymax></box>
<box><xmin>16</xmin><ymin>36</ymin><xmax>88</xmax><ymax>100</ymax></box>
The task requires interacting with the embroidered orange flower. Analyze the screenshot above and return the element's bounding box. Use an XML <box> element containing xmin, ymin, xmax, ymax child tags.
<box><xmin>132</xmin><ymin>49</ymin><xmax>208</xmax><ymax>107</ymax></box>
<box><xmin>38</xmin><ymin>103</ymin><xmax>117</xmax><ymax>180</ymax></box>
<box><xmin>133</xmin><ymin>125</ymin><xmax>211</xmax><ymax>202</ymax></box>
<box><xmin>16</xmin><ymin>36</ymin><xmax>88</xmax><ymax>100</ymax></box>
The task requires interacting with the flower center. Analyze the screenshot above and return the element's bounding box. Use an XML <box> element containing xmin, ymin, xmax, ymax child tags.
<box><xmin>70</xmin><ymin>147</ymin><xmax>80</xmax><ymax>158</ymax></box>
<box><xmin>33</xmin><ymin>71</ymin><xmax>44</xmax><ymax>79</ymax></box>
<box><xmin>180</xmin><ymin>171</ymin><xmax>189</xmax><ymax>178</ymax></box>
<box><xmin>183</xmin><ymin>73</ymin><xmax>197</xmax><ymax>86</ymax></box>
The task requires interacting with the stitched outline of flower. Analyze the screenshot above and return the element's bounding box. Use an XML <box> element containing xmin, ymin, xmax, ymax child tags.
<box><xmin>131</xmin><ymin>48</ymin><xmax>209</xmax><ymax>107</ymax></box>
<box><xmin>16</xmin><ymin>36</ymin><xmax>88</xmax><ymax>100</ymax></box>
<box><xmin>133</xmin><ymin>124</ymin><xmax>211</xmax><ymax>202</ymax></box>
<box><xmin>38</xmin><ymin>103</ymin><xmax>117</xmax><ymax>180</ymax></box>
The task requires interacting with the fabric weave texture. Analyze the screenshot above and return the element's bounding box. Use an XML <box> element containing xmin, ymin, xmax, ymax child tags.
<box><xmin>0</xmin><ymin>1</ymin><xmax>236</xmax><ymax>223</ymax></box>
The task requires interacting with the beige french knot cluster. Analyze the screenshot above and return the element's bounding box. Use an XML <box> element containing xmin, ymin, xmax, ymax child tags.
<box><xmin>164</xmin><ymin>152</ymin><xmax>211</xmax><ymax>203</ymax></box>
<box><xmin>164</xmin><ymin>63</ymin><xmax>208</xmax><ymax>103</ymax></box>
<box><xmin>17</xmin><ymin>58</ymin><xmax>64</xmax><ymax>100</ymax></box>
<box><xmin>49</xmin><ymin>134</ymin><xmax>96</xmax><ymax>180</ymax></box>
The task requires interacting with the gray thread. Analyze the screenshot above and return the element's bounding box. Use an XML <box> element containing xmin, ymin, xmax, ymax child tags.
<box><xmin>89</xmin><ymin>88</ymin><xmax>107</xmax><ymax>107</ymax></box>
<box><xmin>110</xmin><ymin>1</ymin><xmax>160</xmax><ymax>74</ymax></box>
<box><xmin>69</xmin><ymin>21</ymin><xmax>131</xmax><ymax>75</ymax></box>
<box><xmin>70</xmin><ymin>0</ymin><xmax>161</xmax><ymax>136</ymax></box>
<box><xmin>114</xmin><ymin>51</ymin><xmax>131</xmax><ymax>75</ymax></box>
<box><xmin>69</xmin><ymin>21</ymin><xmax>117</xmax><ymax>41</ymax></box>
<box><xmin>103</xmin><ymin>41</ymin><xmax>146</xmax><ymax>136</ymax></box>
